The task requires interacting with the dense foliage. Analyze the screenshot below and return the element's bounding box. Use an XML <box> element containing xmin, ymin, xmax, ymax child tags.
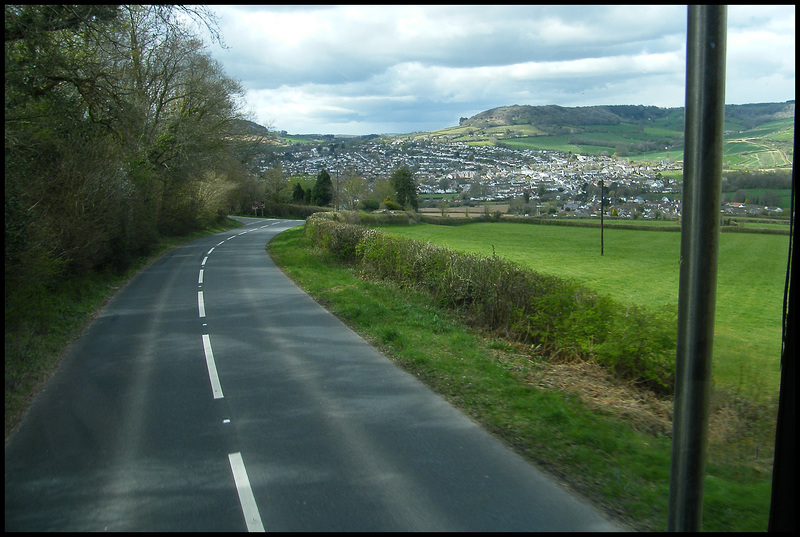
<box><xmin>5</xmin><ymin>5</ymin><xmax>266</xmax><ymax>322</ymax></box>
<box><xmin>722</xmin><ymin>169</ymin><xmax>792</xmax><ymax>191</ymax></box>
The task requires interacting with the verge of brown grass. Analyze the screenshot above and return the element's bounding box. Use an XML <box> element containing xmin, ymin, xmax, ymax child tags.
<box><xmin>487</xmin><ymin>338</ymin><xmax>777</xmax><ymax>471</ymax></box>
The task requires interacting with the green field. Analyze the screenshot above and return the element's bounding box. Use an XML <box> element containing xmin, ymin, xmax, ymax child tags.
<box><xmin>380</xmin><ymin>222</ymin><xmax>789</xmax><ymax>400</ymax></box>
<box><xmin>500</xmin><ymin>135</ymin><xmax>607</xmax><ymax>154</ymax></box>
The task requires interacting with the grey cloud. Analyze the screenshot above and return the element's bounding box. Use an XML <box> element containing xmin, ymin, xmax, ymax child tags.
<box><xmin>211</xmin><ymin>4</ymin><xmax>686</xmax><ymax>87</ymax></box>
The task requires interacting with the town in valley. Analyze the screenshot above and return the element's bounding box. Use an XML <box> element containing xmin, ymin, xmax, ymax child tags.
<box><xmin>266</xmin><ymin>135</ymin><xmax>786</xmax><ymax>221</ymax></box>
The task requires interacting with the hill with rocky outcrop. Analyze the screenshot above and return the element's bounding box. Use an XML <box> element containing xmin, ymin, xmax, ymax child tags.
<box><xmin>459</xmin><ymin>101</ymin><xmax>794</xmax><ymax>132</ymax></box>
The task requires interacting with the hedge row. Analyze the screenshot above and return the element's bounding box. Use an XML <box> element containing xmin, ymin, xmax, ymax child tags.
<box><xmin>305</xmin><ymin>212</ymin><xmax>677</xmax><ymax>393</ymax></box>
<box><xmin>259</xmin><ymin>203</ymin><xmax>332</xmax><ymax>220</ymax></box>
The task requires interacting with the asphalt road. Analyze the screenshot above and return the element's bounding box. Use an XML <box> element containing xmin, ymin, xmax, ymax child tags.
<box><xmin>5</xmin><ymin>216</ymin><xmax>625</xmax><ymax>531</ymax></box>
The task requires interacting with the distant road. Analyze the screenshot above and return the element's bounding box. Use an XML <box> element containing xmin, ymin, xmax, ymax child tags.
<box><xmin>5</xmin><ymin>217</ymin><xmax>624</xmax><ymax>531</ymax></box>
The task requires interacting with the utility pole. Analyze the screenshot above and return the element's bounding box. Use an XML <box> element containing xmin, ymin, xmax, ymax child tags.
<box><xmin>600</xmin><ymin>178</ymin><xmax>604</xmax><ymax>256</ymax></box>
<box><xmin>335</xmin><ymin>167</ymin><xmax>339</xmax><ymax>211</ymax></box>
<box><xmin>667</xmin><ymin>5</ymin><xmax>727</xmax><ymax>532</ymax></box>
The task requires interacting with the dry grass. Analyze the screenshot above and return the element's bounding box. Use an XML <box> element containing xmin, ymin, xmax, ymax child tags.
<box><xmin>490</xmin><ymin>342</ymin><xmax>673</xmax><ymax>435</ymax></box>
<box><xmin>532</xmin><ymin>360</ymin><xmax>674</xmax><ymax>435</ymax></box>
<box><xmin>488</xmin><ymin>338</ymin><xmax>777</xmax><ymax>471</ymax></box>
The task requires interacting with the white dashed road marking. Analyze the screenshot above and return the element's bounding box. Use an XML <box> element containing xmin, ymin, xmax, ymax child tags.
<box><xmin>199</xmin><ymin>221</ymin><xmax>276</xmax><ymax>530</ymax></box>
<box><xmin>197</xmin><ymin>291</ymin><xmax>206</xmax><ymax>318</ymax></box>
<box><xmin>228</xmin><ymin>452</ymin><xmax>265</xmax><ymax>532</ymax></box>
<box><xmin>201</xmin><ymin>334</ymin><xmax>224</xmax><ymax>400</ymax></box>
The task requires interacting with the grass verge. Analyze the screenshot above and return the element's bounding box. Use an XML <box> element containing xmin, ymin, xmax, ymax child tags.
<box><xmin>268</xmin><ymin>224</ymin><xmax>776</xmax><ymax>532</ymax></box>
<box><xmin>4</xmin><ymin>218</ymin><xmax>244</xmax><ymax>441</ymax></box>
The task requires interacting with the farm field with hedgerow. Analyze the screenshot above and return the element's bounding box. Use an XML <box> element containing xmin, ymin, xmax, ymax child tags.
<box><xmin>268</xmin><ymin>217</ymin><xmax>786</xmax><ymax>531</ymax></box>
<box><xmin>379</xmin><ymin>221</ymin><xmax>789</xmax><ymax>401</ymax></box>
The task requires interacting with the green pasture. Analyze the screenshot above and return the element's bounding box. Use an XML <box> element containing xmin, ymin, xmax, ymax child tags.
<box><xmin>723</xmin><ymin>141</ymin><xmax>764</xmax><ymax>154</ymax></box>
<box><xmin>734</xmin><ymin>118</ymin><xmax>794</xmax><ymax>138</ymax></box>
<box><xmin>501</xmin><ymin>135</ymin><xmax>603</xmax><ymax>154</ymax></box>
<box><xmin>464</xmin><ymin>140</ymin><xmax>494</xmax><ymax>147</ymax></box>
<box><xmin>381</xmin><ymin>222</ymin><xmax>789</xmax><ymax>400</ymax></box>
<box><xmin>768</xmin><ymin>129</ymin><xmax>795</xmax><ymax>142</ymax></box>
<box><xmin>642</xmin><ymin>125</ymin><xmax>684</xmax><ymax>137</ymax></box>
<box><xmin>722</xmin><ymin>150</ymin><xmax>791</xmax><ymax>169</ymax></box>
<box><xmin>627</xmin><ymin>149</ymin><xmax>684</xmax><ymax>163</ymax></box>
<box><xmin>489</xmin><ymin>124</ymin><xmax>546</xmax><ymax>136</ymax></box>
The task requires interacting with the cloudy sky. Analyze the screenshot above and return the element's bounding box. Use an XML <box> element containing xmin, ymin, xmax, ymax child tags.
<box><xmin>200</xmin><ymin>5</ymin><xmax>795</xmax><ymax>135</ymax></box>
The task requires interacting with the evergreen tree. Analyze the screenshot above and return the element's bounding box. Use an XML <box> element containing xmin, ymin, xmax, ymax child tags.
<box><xmin>311</xmin><ymin>169</ymin><xmax>333</xmax><ymax>206</ymax></box>
<box><xmin>390</xmin><ymin>166</ymin><xmax>418</xmax><ymax>210</ymax></box>
<box><xmin>292</xmin><ymin>183</ymin><xmax>306</xmax><ymax>204</ymax></box>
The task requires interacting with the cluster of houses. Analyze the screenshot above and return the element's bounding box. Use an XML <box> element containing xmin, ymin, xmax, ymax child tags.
<box><xmin>274</xmin><ymin>138</ymin><xmax>781</xmax><ymax>219</ymax></box>
<box><xmin>723</xmin><ymin>202</ymin><xmax>784</xmax><ymax>216</ymax></box>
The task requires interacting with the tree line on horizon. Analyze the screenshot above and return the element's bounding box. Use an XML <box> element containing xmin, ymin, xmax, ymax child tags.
<box><xmin>285</xmin><ymin>166</ymin><xmax>419</xmax><ymax>212</ymax></box>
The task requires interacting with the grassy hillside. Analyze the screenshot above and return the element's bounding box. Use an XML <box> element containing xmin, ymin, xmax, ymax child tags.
<box><xmin>414</xmin><ymin>102</ymin><xmax>794</xmax><ymax>170</ymax></box>
<box><xmin>719</xmin><ymin>118</ymin><xmax>794</xmax><ymax>169</ymax></box>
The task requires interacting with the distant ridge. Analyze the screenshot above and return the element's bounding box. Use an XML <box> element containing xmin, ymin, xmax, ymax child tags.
<box><xmin>230</xmin><ymin>118</ymin><xmax>271</xmax><ymax>136</ymax></box>
<box><xmin>459</xmin><ymin>101</ymin><xmax>795</xmax><ymax>132</ymax></box>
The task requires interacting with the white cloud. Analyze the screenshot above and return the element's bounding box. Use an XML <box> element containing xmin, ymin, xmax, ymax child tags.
<box><xmin>204</xmin><ymin>4</ymin><xmax>795</xmax><ymax>134</ymax></box>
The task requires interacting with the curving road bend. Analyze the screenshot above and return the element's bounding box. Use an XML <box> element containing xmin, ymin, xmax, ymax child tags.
<box><xmin>5</xmin><ymin>216</ymin><xmax>624</xmax><ymax>531</ymax></box>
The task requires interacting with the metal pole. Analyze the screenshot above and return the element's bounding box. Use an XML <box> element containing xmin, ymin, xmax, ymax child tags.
<box><xmin>668</xmin><ymin>5</ymin><xmax>727</xmax><ymax>532</ymax></box>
